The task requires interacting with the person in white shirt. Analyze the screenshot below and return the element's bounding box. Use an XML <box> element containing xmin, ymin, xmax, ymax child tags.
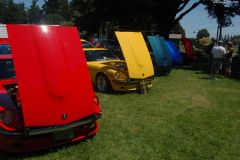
<box><xmin>210</xmin><ymin>41</ymin><xmax>226</xmax><ymax>78</ymax></box>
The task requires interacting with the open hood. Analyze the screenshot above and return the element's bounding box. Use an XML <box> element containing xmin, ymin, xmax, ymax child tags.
<box><xmin>147</xmin><ymin>36</ymin><xmax>172</xmax><ymax>67</ymax></box>
<box><xmin>7</xmin><ymin>24</ymin><xmax>98</xmax><ymax>127</ymax></box>
<box><xmin>182</xmin><ymin>37</ymin><xmax>194</xmax><ymax>58</ymax></box>
<box><xmin>115</xmin><ymin>32</ymin><xmax>154</xmax><ymax>79</ymax></box>
<box><xmin>166</xmin><ymin>41</ymin><xmax>182</xmax><ymax>65</ymax></box>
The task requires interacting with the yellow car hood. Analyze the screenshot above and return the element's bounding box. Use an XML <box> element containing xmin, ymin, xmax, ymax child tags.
<box><xmin>115</xmin><ymin>32</ymin><xmax>154</xmax><ymax>79</ymax></box>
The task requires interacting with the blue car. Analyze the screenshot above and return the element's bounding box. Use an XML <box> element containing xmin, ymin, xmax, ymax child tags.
<box><xmin>147</xmin><ymin>36</ymin><xmax>172</xmax><ymax>75</ymax></box>
<box><xmin>166</xmin><ymin>41</ymin><xmax>183</xmax><ymax>65</ymax></box>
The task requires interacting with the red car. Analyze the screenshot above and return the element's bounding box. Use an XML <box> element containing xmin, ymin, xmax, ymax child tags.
<box><xmin>0</xmin><ymin>25</ymin><xmax>101</xmax><ymax>152</ymax></box>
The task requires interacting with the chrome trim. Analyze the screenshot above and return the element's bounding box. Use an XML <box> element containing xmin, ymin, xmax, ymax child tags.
<box><xmin>112</xmin><ymin>76</ymin><xmax>154</xmax><ymax>84</ymax></box>
<box><xmin>112</xmin><ymin>79</ymin><xmax>138</xmax><ymax>84</ymax></box>
<box><xmin>26</xmin><ymin>114</ymin><xmax>101</xmax><ymax>136</ymax></box>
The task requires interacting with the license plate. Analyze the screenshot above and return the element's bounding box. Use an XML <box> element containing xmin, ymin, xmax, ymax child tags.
<box><xmin>139</xmin><ymin>80</ymin><xmax>148</xmax><ymax>86</ymax></box>
<box><xmin>53</xmin><ymin>129</ymin><xmax>74</xmax><ymax>141</ymax></box>
<box><xmin>139</xmin><ymin>80</ymin><xmax>150</xmax><ymax>93</ymax></box>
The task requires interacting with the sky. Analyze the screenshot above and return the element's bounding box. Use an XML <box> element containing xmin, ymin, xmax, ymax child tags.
<box><xmin>178</xmin><ymin>1</ymin><xmax>240</xmax><ymax>38</ymax></box>
<box><xmin>15</xmin><ymin>0</ymin><xmax>240</xmax><ymax>38</ymax></box>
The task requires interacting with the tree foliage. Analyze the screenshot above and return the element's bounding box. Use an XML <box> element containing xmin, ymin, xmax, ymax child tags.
<box><xmin>197</xmin><ymin>29</ymin><xmax>210</xmax><ymax>39</ymax></box>
<box><xmin>204</xmin><ymin>0</ymin><xmax>240</xmax><ymax>27</ymax></box>
<box><xmin>0</xmin><ymin>0</ymin><xmax>27</xmax><ymax>24</ymax></box>
<box><xmin>0</xmin><ymin>0</ymin><xmax>239</xmax><ymax>38</ymax></box>
<box><xmin>27</xmin><ymin>0</ymin><xmax>42</xmax><ymax>24</ymax></box>
<box><xmin>71</xmin><ymin>0</ymin><xmax>188</xmax><ymax>36</ymax></box>
<box><xmin>71</xmin><ymin>0</ymin><xmax>239</xmax><ymax>37</ymax></box>
<box><xmin>42</xmin><ymin>0</ymin><xmax>71</xmax><ymax>24</ymax></box>
<box><xmin>199</xmin><ymin>37</ymin><xmax>212</xmax><ymax>46</ymax></box>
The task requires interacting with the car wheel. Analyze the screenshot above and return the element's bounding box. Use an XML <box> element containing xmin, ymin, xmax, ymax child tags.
<box><xmin>96</xmin><ymin>74</ymin><xmax>111</xmax><ymax>92</ymax></box>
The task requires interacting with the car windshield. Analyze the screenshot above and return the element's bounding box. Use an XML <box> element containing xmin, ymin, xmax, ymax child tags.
<box><xmin>0</xmin><ymin>59</ymin><xmax>15</xmax><ymax>79</ymax></box>
<box><xmin>84</xmin><ymin>50</ymin><xmax>119</xmax><ymax>62</ymax></box>
<box><xmin>0</xmin><ymin>44</ymin><xmax>11</xmax><ymax>55</ymax></box>
<box><xmin>82</xmin><ymin>41</ymin><xmax>94</xmax><ymax>48</ymax></box>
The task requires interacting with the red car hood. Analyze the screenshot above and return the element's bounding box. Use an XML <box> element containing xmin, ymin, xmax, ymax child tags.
<box><xmin>7</xmin><ymin>24</ymin><xmax>99</xmax><ymax>127</ymax></box>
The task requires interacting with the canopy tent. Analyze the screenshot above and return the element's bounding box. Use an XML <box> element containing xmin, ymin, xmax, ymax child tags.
<box><xmin>166</xmin><ymin>40</ymin><xmax>183</xmax><ymax>65</ymax></box>
<box><xmin>147</xmin><ymin>36</ymin><xmax>172</xmax><ymax>74</ymax></box>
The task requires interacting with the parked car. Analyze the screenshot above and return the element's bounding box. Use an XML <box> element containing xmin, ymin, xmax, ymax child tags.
<box><xmin>147</xmin><ymin>36</ymin><xmax>172</xmax><ymax>75</ymax></box>
<box><xmin>0</xmin><ymin>24</ymin><xmax>101</xmax><ymax>152</ymax></box>
<box><xmin>83</xmin><ymin>48</ymin><xmax>134</xmax><ymax>92</ymax></box>
<box><xmin>84</xmin><ymin>32</ymin><xmax>154</xmax><ymax>93</ymax></box>
<box><xmin>166</xmin><ymin>40</ymin><xmax>183</xmax><ymax>65</ymax></box>
<box><xmin>0</xmin><ymin>54</ymin><xmax>15</xmax><ymax>82</ymax></box>
<box><xmin>94</xmin><ymin>39</ymin><xmax>124</xmax><ymax>60</ymax></box>
<box><xmin>0</xmin><ymin>38</ymin><xmax>11</xmax><ymax>55</ymax></box>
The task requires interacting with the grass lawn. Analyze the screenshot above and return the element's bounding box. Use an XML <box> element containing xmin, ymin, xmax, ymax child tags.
<box><xmin>1</xmin><ymin>68</ymin><xmax>240</xmax><ymax>160</ymax></box>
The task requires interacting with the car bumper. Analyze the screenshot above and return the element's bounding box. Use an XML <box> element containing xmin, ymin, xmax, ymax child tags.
<box><xmin>0</xmin><ymin>114</ymin><xmax>101</xmax><ymax>153</ymax></box>
<box><xmin>111</xmin><ymin>77</ymin><xmax>153</xmax><ymax>91</ymax></box>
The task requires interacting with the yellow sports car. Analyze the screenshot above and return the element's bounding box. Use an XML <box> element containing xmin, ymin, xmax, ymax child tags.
<box><xmin>83</xmin><ymin>32</ymin><xmax>154</xmax><ymax>93</ymax></box>
<box><xmin>84</xmin><ymin>48</ymin><xmax>137</xmax><ymax>92</ymax></box>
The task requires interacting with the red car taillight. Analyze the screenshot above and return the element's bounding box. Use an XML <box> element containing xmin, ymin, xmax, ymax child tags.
<box><xmin>0</xmin><ymin>106</ymin><xmax>23</xmax><ymax>132</ymax></box>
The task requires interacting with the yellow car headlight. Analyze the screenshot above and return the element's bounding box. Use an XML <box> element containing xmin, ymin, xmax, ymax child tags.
<box><xmin>114</xmin><ymin>72</ymin><xmax>121</xmax><ymax>79</ymax></box>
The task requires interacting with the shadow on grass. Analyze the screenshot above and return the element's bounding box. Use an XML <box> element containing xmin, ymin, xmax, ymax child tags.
<box><xmin>0</xmin><ymin>136</ymin><xmax>95</xmax><ymax>160</ymax></box>
<box><xmin>180</xmin><ymin>56</ymin><xmax>240</xmax><ymax>81</ymax></box>
<box><xmin>198</xmin><ymin>76</ymin><xmax>227</xmax><ymax>80</ymax></box>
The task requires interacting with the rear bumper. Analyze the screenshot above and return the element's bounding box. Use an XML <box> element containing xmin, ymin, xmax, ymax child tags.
<box><xmin>26</xmin><ymin>113</ymin><xmax>101</xmax><ymax>136</ymax></box>
<box><xmin>0</xmin><ymin>113</ymin><xmax>101</xmax><ymax>153</ymax></box>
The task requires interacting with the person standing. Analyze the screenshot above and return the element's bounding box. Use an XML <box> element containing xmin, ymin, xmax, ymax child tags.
<box><xmin>206</xmin><ymin>38</ymin><xmax>215</xmax><ymax>73</ymax></box>
<box><xmin>210</xmin><ymin>40</ymin><xmax>226</xmax><ymax>79</ymax></box>
<box><xmin>224</xmin><ymin>41</ymin><xmax>234</xmax><ymax>78</ymax></box>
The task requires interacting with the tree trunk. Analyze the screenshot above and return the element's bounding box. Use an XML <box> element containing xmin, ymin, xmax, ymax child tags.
<box><xmin>216</xmin><ymin>24</ymin><xmax>219</xmax><ymax>43</ymax></box>
<box><xmin>219</xmin><ymin>24</ymin><xmax>223</xmax><ymax>40</ymax></box>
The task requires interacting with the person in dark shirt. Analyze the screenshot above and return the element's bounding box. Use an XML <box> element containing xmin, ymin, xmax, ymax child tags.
<box><xmin>224</xmin><ymin>41</ymin><xmax>234</xmax><ymax>78</ymax></box>
<box><xmin>206</xmin><ymin>38</ymin><xmax>215</xmax><ymax>73</ymax></box>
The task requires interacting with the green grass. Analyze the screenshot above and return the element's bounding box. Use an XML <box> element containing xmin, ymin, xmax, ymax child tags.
<box><xmin>1</xmin><ymin>68</ymin><xmax>240</xmax><ymax>160</ymax></box>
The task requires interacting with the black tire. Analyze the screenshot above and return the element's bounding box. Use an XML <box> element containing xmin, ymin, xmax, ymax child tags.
<box><xmin>96</xmin><ymin>73</ymin><xmax>112</xmax><ymax>92</ymax></box>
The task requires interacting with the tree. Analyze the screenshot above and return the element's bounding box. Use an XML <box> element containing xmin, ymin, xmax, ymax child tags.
<box><xmin>27</xmin><ymin>0</ymin><xmax>42</xmax><ymax>24</ymax></box>
<box><xmin>70</xmin><ymin>0</ymin><xmax>204</xmax><ymax>37</ymax></box>
<box><xmin>0</xmin><ymin>0</ymin><xmax>27</xmax><ymax>24</ymax></box>
<box><xmin>42</xmin><ymin>0</ymin><xmax>71</xmax><ymax>24</ymax></box>
<box><xmin>70</xmin><ymin>0</ymin><xmax>98</xmax><ymax>31</ymax></box>
<box><xmin>204</xmin><ymin>0</ymin><xmax>240</xmax><ymax>40</ymax></box>
<box><xmin>199</xmin><ymin>37</ymin><xmax>212</xmax><ymax>45</ymax></box>
<box><xmin>197</xmin><ymin>29</ymin><xmax>210</xmax><ymax>39</ymax></box>
<box><xmin>171</xmin><ymin>22</ymin><xmax>186</xmax><ymax>35</ymax></box>
<box><xmin>70</xmin><ymin>0</ymin><xmax>240</xmax><ymax>38</ymax></box>
<box><xmin>0</xmin><ymin>0</ymin><xmax>6</xmax><ymax>23</ymax></box>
